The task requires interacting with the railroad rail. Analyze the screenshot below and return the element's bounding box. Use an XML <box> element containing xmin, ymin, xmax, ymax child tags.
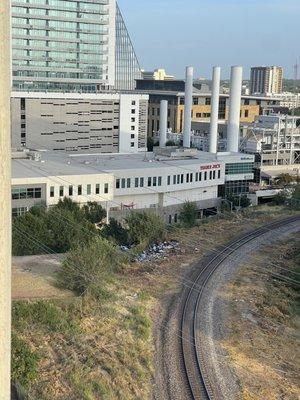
<box><xmin>180</xmin><ymin>215</ymin><xmax>300</xmax><ymax>400</ymax></box>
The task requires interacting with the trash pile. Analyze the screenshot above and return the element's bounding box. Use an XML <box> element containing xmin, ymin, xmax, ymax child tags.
<box><xmin>135</xmin><ymin>241</ymin><xmax>179</xmax><ymax>263</ymax></box>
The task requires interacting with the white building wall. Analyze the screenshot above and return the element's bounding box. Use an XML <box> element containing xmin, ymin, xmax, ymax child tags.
<box><xmin>119</xmin><ymin>94</ymin><xmax>148</xmax><ymax>153</ymax></box>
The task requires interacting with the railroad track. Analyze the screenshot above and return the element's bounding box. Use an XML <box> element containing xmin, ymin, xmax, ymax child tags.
<box><xmin>180</xmin><ymin>215</ymin><xmax>300</xmax><ymax>400</ymax></box>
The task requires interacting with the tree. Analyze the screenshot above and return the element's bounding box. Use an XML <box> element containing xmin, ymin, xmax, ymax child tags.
<box><xmin>179</xmin><ymin>201</ymin><xmax>198</xmax><ymax>227</ymax></box>
<box><xmin>57</xmin><ymin>237</ymin><xmax>122</xmax><ymax>297</ymax></box>
<box><xmin>166</xmin><ymin>140</ymin><xmax>176</xmax><ymax>147</ymax></box>
<box><xmin>275</xmin><ymin>173</ymin><xmax>294</xmax><ymax>186</ymax></box>
<box><xmin>291</xmin><ymin>185</ymin><xmax>300</xmax><ymax>209</ymax></box>
<box><xmin>273</xmin><ymin>190</ymin><xmax>288</xmax><ymax>205</ymax></box>
<box><xmin>12</xmin><ymin>212</ymin><xmax>53</xmax><ymax>256</ymax></box>
<box><xmin>102</xmin><ymin>218</ymin><xmax>130</xmax><ymax>245</ymax></box>
<box><xmin>46</xmin><ymin>207</ymin><xmax>97</xmax><ymax>253</ymax></box>
<box><xmin>147</xmin><ymin>136</ymin><xmax>154</xmax><ymax>151</ymax></box>
<box><xmin>126</xmin><ymin>212</ymin><xmax>166</xmax><ymax>245</ymax></box>
<box><xmin>239</xmin><ymin>195</ymin><xmax>251</xmax><ymax>208</ymax></box>
<box><xmin>82</xmin><ymin>202</ymin><xmax>106</xmax><ymax>224</ymax></box>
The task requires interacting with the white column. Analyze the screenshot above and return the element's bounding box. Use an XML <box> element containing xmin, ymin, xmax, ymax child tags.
<box><xmin>0</xmin><ymin>1</ymin><xmax>11</xmax><ymax>399</ymax></box>
<box><xmin>209</xmin><ymin>66</ymin><xmax>221</xmax><ymax>153</ymax></box>
<box><xmin>183</xmin><ymin>66</ymin><xmax>194</xmax><ymax>148</ymax></box>
<box><xmin>159</xmin><ymin>100</ymin><xmax>168</xmax><ymax>147</ymax></box>
<box><xmin>227</xmin><ymin>66</ymin><xmax>243</xmax><ymax>152</ymax></box>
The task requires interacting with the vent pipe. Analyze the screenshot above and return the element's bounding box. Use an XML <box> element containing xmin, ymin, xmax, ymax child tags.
<box><xmin>209</xmin><ymin>66</ymin><xmax>221</xmax><ymax>153</ymax></box>
<box><xmin>183</xmin><ymin>66</ymin><xmax>193</xmax><ymax>148</ymax></box>
<box><xmin>227</xmin><ymin>66</ymin><xmax>243</xmax><ymax>152</ymax></box>
<box><xmin>159</xmin><ymin>100</ymin><xmax>168</xmax><ymax>147</ymax></box>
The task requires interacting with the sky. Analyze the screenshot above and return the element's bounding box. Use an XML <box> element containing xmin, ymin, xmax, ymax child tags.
<box><xmin>117</xmin><ymin>0</ymin><xmax>300</xmax><ymax>80</ymax></box>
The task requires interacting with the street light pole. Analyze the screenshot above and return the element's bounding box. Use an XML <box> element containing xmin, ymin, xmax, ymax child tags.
<box><xmin>0</xmin><ymin>1</ymin><xmax>12</xmax><ymax>399</ymax></box>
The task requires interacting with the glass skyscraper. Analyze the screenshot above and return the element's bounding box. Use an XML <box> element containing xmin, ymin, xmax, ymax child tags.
<box><xmin>115</xmin><ymin>4</ymin><xmax>141</xmax><ymax>91</ymax></box>
<box><xmin>11</xmin><ymin>0</ymin><xmax>140</xmax><ymax>92</ymax></box>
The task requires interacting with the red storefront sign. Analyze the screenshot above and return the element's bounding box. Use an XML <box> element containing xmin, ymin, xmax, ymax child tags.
<box><xmin>200</xmin><ymin>163</ymin><xmax>221</xmax><ymax>171</ymax></box>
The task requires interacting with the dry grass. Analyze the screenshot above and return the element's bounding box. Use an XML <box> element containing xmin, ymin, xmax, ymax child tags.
<box><xmin>222</xmin><ymin>234</ymin><xmax>300</xmax><ymax>400</ymax></box>
<box><xmin>12</xmin><ymin>206</ymin><xmax>299</xmax><ymax>399</ymax></box>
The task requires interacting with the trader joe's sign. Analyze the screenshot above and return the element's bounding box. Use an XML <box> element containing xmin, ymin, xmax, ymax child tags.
<box><xmin>200</xmin><ymin>163</ymin><xmax>221</xmax><ymax>171</ymax></box>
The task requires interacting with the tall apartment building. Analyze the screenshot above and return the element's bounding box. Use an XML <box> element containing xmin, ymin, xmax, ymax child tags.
<box><xmin>250</xmin><ymin>66</ymin><xmax>283</xmax><ymax>95</ymax></box>
<box><xmin>11</xmin><ymin>0</ymin><xmax>141</xmax><ymax>92</ymax></box>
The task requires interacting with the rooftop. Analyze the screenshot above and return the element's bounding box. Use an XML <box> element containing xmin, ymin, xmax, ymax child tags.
<box><xmin>12</xmin><ymin>149</ymin><xmax>253</xmax><ymax>180</ymax></box>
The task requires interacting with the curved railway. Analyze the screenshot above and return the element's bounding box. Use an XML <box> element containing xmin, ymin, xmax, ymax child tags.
<box><xmin>180</xmin><ymin>215</ymin><xmax>300</xmax><ymax>400</ymax></box>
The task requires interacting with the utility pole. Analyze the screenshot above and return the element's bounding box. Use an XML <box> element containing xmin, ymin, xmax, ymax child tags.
<box><xmin>0</xmin><ymin>1</ymin><xmax>12</xmax><ymax>399</ymax></box>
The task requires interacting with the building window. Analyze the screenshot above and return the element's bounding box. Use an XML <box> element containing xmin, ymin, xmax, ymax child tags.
<box><xmin>131</xmin><ymin>126</ymin><xmax>135</xmax><ymax>131</ymax></box>
<box><xmin>116</xmin><ymin>179</ymin><xmax>120</xmax><ymax>189</ymax></box>
<box><xmin>131</xmin><ymin>142</ymin><xmax>135</xmax><ymax>147</ymax></box>
<box><xmin>205</xmin><ymin>97</ymin><xmax>211</xmax><ymax>105</ymax></box>
<box><xmin>104</xmin><ymin>183</ymin><xmax>108</xmax><ymax>194</ymax></box>
<box><xmin>50</xmin><ymin>186</ymin><xmax>55</xmax><ymax>197</ymax></box>
<box><xmin>135</xmin><ymin>177</ymin><xmax>139</xmax><ymax>188</ymax></box>
<box><xmin>131</xmin><ymin>100</ymin><xmax>136</xmax><ymax>105</ymax></box>
<box><xmin>245</xmin><ymin>110</ymin><xmax>249</xmax><ymax>118</ymax></box>
<box><xmin>199</xmin><ymin>172</ymin><xmax>202</xmax><ymax>181</ymax></box>
<box><xmin>174</xmin><ymin>213</ymin><xmax>178</xmax><ymax>223</ymax></box>
<box><xmin>131</xmin><ymin>109</ymin><xmax>136</xmax><ymax>114</ymax></box>
<box><xmin>181</xmin><ymin>174</ymin><xmax>184</xmax><ymax>184</ymax></box>
<box><xmin>218</xmin><ymin>170</ymin><xmax>221</xmax><ymax>179</ymax></box>
<box><xmin>131</xmin><ymin>117</ymin><xmax>135</xmax><ymax>122</ymax></box>
<box><xmin>167</xmin><ymin>175</ymin><xmax>171</xmax><ymax>185</ymax></box>
<box><xmin>173</xmin><ymin>175</ymin><xmax>176</xmax><ymax>184</ymax></box>
<box><xmin>186</xmin><ymin>173</ymin><xmax>189</xmax><ymax>183</ymax></box>
<box><xmin>59</xmin><ymin>186</ymin><xmax>64</xmax><ymax>197</ymax></box>
<box><xmin>213</xmin><ymin>170</ymin><xmax>216</xmax><ymax>179</ymax></box>
<box><xmin>78</xmin><ymin>185</ymin><xmax>82</xmax><ymax>196</ymax></box>
<box><xmin>12</xmin><ymin>206</ymin><xmax>28</xmax><ymax>218</ymax></box>
<box><xmin>121</xmin><ymin>178</ymin><xmax>126</xmax><ymax>189</ymax></box>
<box><xmin>177</xmin><ymin>174</ymin><xmax>180</xmax><ymax>184</ymax></box>
<box><xmin>140</xmin><ymin>177</ymin><xmax>144</xmax><ymax>187</ymax></box>
<box><xmin>204</xmin><ymin>172</ymin><xmax>207</xmax><ymax>180</ymax></box>
<box><xmin>148</xmin><ymin>177</ymin><xmax>152</xmax><ymax>187</ymax></box>
<box><xmin>168</xmin><ymin>215</ymin><xmax>172</xmax><ymax>224</ymax></box>
<box><xmin>195</xmin><ymin>172</ymin><xmax>199</xmax><ymax>181</ymax></box>
<box><xmin>12</xmin><ymin>187</ymin><xmax>41</xmax><ymax>200</ymax></box>
<box><xmin>158</xmin><ymin>176</ymin><xmax>162</xmax><ymax>186</ymax></box>
<box><xmin>131</xmin><ymin>134</ymin><xmax>135</xmax><ymax>139</ymax></box>
<box><xmin>209</xmin><ymin>171</ymin><xmax>212</xmax><ymax>180</ymax></box>
<box><xmin>87</xmin><ymin>184</ymin><xmax>91</xmax><ymax>195</ymax></box>
<box><xmin>96</xmin><ymin>184</ymin><xmax>100</xmax><ymax>194</ymax></box>
<box><xmin>153</xmin><ymin>177</ymin><xmax>157</xmax><ymax>187</ymax></box>
<box><xmin>127</xmin><ymin>178</ymin><xmax>131</xmax><ymax>188</ymax></box>
<box><xmin>190</xmin><ymin>173</ymin><xmax>193</xmax><ymax>182</ymax></box>
<box><xmin>69</xmin><ymin>185</ymin><xmax>73</xmax><ymax>196</ymax></box>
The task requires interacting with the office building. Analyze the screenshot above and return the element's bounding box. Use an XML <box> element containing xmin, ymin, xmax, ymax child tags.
<box><xmin>11</xmin><ymin>148</ymin><xmax>254</xmax><ymax>221</ymax></box>
<box><xmin>11</xmin><ymin>91</ymin><xmax>149</xmax><ymax>154</ymax></box>
<box><xmin>250</xmin><ymin>66</ymin><xmax>283</xmax><ymax>95</ymax></box>
<box><xmin>11</xmin><ymin>0</ymin><xmax>140</xmax><ymax>92</ymax></box>
<box><xmin>141</xmin><ymin>69</ymin><xmax>175</xmax><ymax>81</ymax></box>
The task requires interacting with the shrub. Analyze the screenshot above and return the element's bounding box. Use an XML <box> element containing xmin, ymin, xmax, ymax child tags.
<box><xmin>82</xmin><ymin>202</ymin><xmax>106</xmax><ymax>224</ymax></box>
<box><xmin>57</xmin><ymin>237</ymin><xmax>122</xmax><ymax>296</ymax></box>
<box><xmin>102</xmin><ymin>218</ymin><xmax>130</xmax><ymax>245</ymax></box>
<box><xmin>126</xmin><ymin>212</ymin><xmax>165</xmax><ymax>245</ymax></box>
<box><xmin>179</xmin><ymin>201</ymin><xmax>198</xmax><ymax>227</ymax></box>
<box><xmin>11</xmin><ymin>333</ymin><xmax>39</xmax><ymax>390</ymax></box>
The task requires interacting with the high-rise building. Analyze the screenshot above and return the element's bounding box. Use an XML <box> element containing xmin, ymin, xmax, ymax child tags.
<box><xmin>11</xmin><ymin>0</ymin><xmax>140</xmax><ymax>92</ymax></box>
<box><xmin>250</xmin><ymin>66</ymin><xmax>283</xmax><ymax>95</ymax></box>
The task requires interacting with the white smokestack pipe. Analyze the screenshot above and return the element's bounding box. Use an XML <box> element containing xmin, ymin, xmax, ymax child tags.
<box><xmin>183</xmin><ymin>66</ymin><xmax>193</xmax><ymax>148</ymax></box>
<box><xmin>209</xmin><ymin>66</ymin><xmax>221</xmax><ymax>153</ymax></box>
<box><xmin>159</xmin><ymin>100</ymin><xmax>168</xmax><ymax>147</ymax></box>
<box><xmin>227</xmin><ymin>66</ymin><xmax>243</xmax><ymax>152</ymax></box>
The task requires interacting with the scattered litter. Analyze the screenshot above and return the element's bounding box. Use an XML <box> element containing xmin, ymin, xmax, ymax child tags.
<box><xmin>135</xmin><ymin>241</ymin><xmax>179</xmax><ymax>263</ymax></box>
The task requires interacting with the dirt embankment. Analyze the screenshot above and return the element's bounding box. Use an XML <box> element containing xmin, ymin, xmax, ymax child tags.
<box><xmin>223</xmin><ymin>234</ymin><xmax>300</xmax><ymax>400</ymax></box>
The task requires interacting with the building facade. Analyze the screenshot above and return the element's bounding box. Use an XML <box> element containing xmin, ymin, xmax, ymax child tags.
<box><xmin>11</xmin><ymin>149</ymin><xmax>254</xmax><ymax>222</ymax></box>
<box><xmin>11</xmin><ymin>0</ymin><xmax>140</xmax><ymax>92</ymax></box>
<box><xmin>144</xmin><ymin>91</ymin><xmax>280</xmax><ymax>136</ymax></box>
<box><xmin>250</xmin><ymin>66</ymin><xmax>283</xmax><ymax>95</ymax></box>
<box><xmin>11</xmin><ymin>91</ymin><xmax>148</xmax><ymax>154</ymax></box>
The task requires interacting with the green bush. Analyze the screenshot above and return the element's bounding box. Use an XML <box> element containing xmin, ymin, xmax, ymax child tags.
<box><xmin>179</xmin><ymin>201</ymin><xmax>198</xmax><ymax>227</ymax></box>
<box><xmin>126</xmin><ymin>212</ymin><xmax>165</xmax><ymax>245</ymax></box>
<box><xmin>11</xmin><ymin>333</ymin><xmax>39</xmax><ymax>390</ymax></box>
<box><xmin>82</xmin><ymin>202</ymin><xmax>106</xmax><ymax>224</ymax></box>
<box><xmin>102</xmin><ymin>218</ymin><xmax>130</xmax><ymax>245</ymax></box>
<box><xmin>57</xmin><ymin>237</ymin><xmax>122</xmax><ymax>296</ymax></box>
